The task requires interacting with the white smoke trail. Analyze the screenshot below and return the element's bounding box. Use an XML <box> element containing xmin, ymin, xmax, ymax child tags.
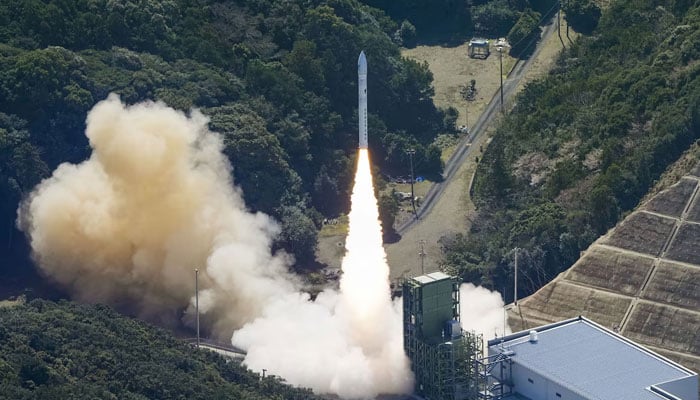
<box><xmin>232</xmin><ymin>149</ymin><xmax>413</xmax><ymax>398</ymax></box>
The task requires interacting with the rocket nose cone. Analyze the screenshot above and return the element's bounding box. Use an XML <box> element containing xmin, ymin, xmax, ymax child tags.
<box><xmin>358</xmin><ymin>51</ymin><xmax>367</xmax><ymax>75</ymax></box>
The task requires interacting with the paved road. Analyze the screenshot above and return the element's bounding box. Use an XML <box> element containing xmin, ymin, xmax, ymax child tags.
<box><xmin>396</xmin><ymin>20</ymin><xmax>558</xmax><ymax>235</ymax></box>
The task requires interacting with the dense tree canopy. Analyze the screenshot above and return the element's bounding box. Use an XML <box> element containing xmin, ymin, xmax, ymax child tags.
<box><xmin>0</xmin><ymin>299</ymin><xmax>319</xmax><ymax>399</ymax></box>
<box><xmin>443</xmin><ymin>0</ymin><xmax>700</xmax><ymax>300</ymax></box>
<box><xmin>359</xmin><ymin>0</ymin><xmax>471</xmax><ymax>39</ymax></box>
<box><xmin>563</xmin><ymin>0</ymin><xmax>602</xmax><ymax>34</ymax></box>
<box><xmin>359</xmin><ymin>0</ymin><xmax>556</xmax><ymax>46</ymax></box>
<box><xmin>0</xmin><ymin>0</ymin><xmax>457</xmax><ymax>270</ymax></box>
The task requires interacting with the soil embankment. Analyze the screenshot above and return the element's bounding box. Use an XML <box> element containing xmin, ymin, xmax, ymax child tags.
<box><xmin>510</xmin><ymin>163</ymin><xmax>700</xmax><ymax>374</ymax></box>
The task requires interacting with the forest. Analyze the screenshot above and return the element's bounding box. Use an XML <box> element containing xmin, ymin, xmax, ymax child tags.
<box><xmin>0</xmin><ymin>0</ymin><xmax>586</xmax><ymax>277</ymax></box>
<box><xmin>0</xmin><ymin>0</ymin><xmax>463</xmax><ymax>272</ymax></box>
<box><xmin>0</xmin><ymin>299</ymin><xmax>318</xmax><ymax>399</ymax></box>
<box><xmin>441</xmin><ymin>0</ymin><xmax>700</xmax><ymax>301</ymax></box>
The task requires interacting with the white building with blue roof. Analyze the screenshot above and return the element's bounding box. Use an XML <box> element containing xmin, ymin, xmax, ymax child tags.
<box><xmin>487</xmin><ymin>316</ymin><xmax>698</xmax><ymax>400</ymax></box>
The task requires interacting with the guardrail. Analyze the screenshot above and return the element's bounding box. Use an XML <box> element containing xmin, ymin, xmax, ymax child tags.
<box><xmin>183</xmin><ymin>337</ymin><xmax>247</xmax><ymax>355</ymax></box>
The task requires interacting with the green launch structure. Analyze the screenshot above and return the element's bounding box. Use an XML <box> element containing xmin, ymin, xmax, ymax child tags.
<box><xmin>403</xmin><ymin>272</ymin><xmax>484</xmax><ymax>400</ymax></box>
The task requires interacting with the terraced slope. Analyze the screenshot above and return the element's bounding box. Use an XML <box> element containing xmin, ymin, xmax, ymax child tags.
<box><xmin>509</xmin><ymin>166</ymin><xmax>700</xmax><ymax>373</ymax></box>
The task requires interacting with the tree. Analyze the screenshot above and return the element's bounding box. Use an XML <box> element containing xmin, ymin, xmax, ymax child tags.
<box><xmin>422</xmin><ymin>144</ymin><xmax>444</xmax><ymax>178</ymax></box>
<box><xmin>563</xmin><ymin>0</ymin><xmax>601</xmax><ymax>34</ymax></box>
<box><xmin>471</xmin><ymin>0</ymin><xmax>521</xmax><ymax>37</ymax></box>
<box><xmin>447</xmin><ymin>0</ymin><xmax>700</xmax><ymax>304</ymax></box>
<box><xmin>378</xmin><ymin>191</ymin><xmax>399</xmax><ymax>239</ymax></box>
<box><xmin>207</xmin><ymin>104</ymin><xmax>302</xmax><ymax>215</ymax></box>
<box><xmin>0</xmin><ymin>0</ymin><xmax>457</xmax><ymax>274</ymax></box>
<box><xmin>359</xmin><ymin>0</ymin><xmax>470</xmax><ymax>39</ymax></box>
<box><xmin>589</xmin><ymin>183</ymin><xmax>619</xmax><ymax>233</ymax></box>
<box><xmin>278</xmin><ymin>206</ymin><xmax>319</xmax><ymax>266</ymax></box>
<box><xmin>283</xmin><ymin>40</ymin><xmax>326</xmax><ymax>93</ymax></box>
<box><xmin>507</xmin><ymin>8</ymin><xmax>541</xmax><ymax>58</ymax></box>
<box><xmin>398</xmin><ymin>20</ymin><xmax>417</xmax><ymax>47</ymax></box>
<box><xmin>0</xmin><ymin>300</ymin><xmax>321</xmax><ymax>399</ymax></box>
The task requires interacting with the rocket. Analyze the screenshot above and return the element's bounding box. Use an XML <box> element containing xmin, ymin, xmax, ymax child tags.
<box><xmin>358</xmin><ymin>51</ymin><xmax>368</xmax><ymax>149</ymax></box>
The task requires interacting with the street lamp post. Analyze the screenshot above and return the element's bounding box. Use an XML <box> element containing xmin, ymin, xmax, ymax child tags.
<box><xmin>406</xmin><ymin>148</ymin><xmax>417</xmax><ymax>216</ymax></box>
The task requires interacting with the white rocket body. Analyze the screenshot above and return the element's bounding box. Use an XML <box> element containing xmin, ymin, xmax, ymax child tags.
<box><xmin>358</xmin><ymin>51</ymin><xmax>368</xmax><ymax>149</ymax></box>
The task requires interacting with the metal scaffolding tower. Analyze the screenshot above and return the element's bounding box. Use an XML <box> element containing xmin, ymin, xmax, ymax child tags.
<box><xmin>476</xmin><ymin>351</ymin><xmax>513</xmax><ymax>399</ymax></box>
<box><xmin>402</xmin><ymin>272</ymin><xmax>484</xmax><ymax>400</ymax></box>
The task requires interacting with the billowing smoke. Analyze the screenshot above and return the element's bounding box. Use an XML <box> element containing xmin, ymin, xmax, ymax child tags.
<box><xmin>18</xmin><ymin>94</ymin><xmax>298</xmax><ymax>336</ymax></box>
<box><xmin>460</xmin><ymin>283</ymin><xmax>511</xmax><ymax>341</ymax></box>
<box><xmin>232</xmin><ymin>149</ymin><xmax>413</xmax><ymax>398</ymax></box>
<box><xmin>19</xmin><ymin>95</ymin><xmax>509</xmax><ymax>398</ymax></box>
<box><xmin>19</xmin><ymin>97</ymin><xmax>412</xmax><ymax>398</ymax></box>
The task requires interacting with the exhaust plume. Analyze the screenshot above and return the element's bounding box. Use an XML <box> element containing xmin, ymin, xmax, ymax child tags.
<box><xmin>19</xmin><ymin>97</ymin><xmax>412</xmax><ymax>398</ymax></box>
<box><xmin>232</xmin><ymin>149</ymin><xmax>413</xmax><ymax>398</ymax></box>
<box><xmin>460</xmin><ymin>283</ymin><xmax>511</xmax><ymax>340</ymax></box>
<box><xmin>18</xmin><ymin>94</ymin><xmax>297</xmax><ymax>336</ymax></box>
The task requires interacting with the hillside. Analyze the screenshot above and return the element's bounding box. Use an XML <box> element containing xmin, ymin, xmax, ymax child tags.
<box><xmin>0</xmin><ymin>299</ymin><xmax>318</xmax><ymax>399</ymax></box>
<box><xmin>509</xmin><ymin>163</ymin><xmax>700</xmax><ymax>374</ymax></box>
<box><xmin>442</xmin><ymin>0</ymin><xmax>700</xmax><ymax>299</ymax></box>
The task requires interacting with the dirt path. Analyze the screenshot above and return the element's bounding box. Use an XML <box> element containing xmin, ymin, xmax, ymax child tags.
<box><xmin>384</xmin><ymin>130</ymin><xmax>494</xmax><ymax>281</ymax></box>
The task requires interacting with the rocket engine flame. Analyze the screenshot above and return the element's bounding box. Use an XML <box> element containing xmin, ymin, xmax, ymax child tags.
<box><xmin>232</xmin><ymin>148</ymin><xmax>413</xmax><ymax>398</ymax></box>
<box><xmin>338</xmin><ymin>149</ymin><xmax>394</xmax><ymax>351</ymax></box>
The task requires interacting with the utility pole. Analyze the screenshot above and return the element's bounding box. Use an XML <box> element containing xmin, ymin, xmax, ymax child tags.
<box><xmin>498</xmin><ymin>47</ymin><xmax>504</xmax><ymax>113</ymax></box>
<box><xmin>406</xmin><ymin>148</ymin><xmax>417</xmax><ymax>216</ymax></box>
<box><xmin>195</xmin><ymin>268</ymin><xmax>200</xmax><ymax>348</ymax></box>
<box><xmin>514</xmin><ymin>248</ymin><xmax>518</xmax><ymax>306</ymax></box>
<box><xmin>465</xmin><ymin>102</ymin><xmax>469</xmax><ymax>131</ymax></box>
<box><xmin>418</xmin><ymin>240</ymin><xmax>426</xmax><ymax>275</ymax></box>
<box><xmin>501</xmin><ymin>287</ymin><xmax>507</xmax><ymax>345</ymax></box>
<box><xmin>557</xmin><ymin>1</ymin><xmax>565</xmax><ymax>49</ymax></box>
<box><xmin>565</xmin><ymin>0</ymin><xmax>572</xmax><ymax>44</ymax></box>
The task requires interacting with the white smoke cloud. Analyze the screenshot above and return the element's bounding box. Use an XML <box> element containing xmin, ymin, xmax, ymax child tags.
<box><xmin>460</xmin><ymin>283</ymin><xmax>511</xmax><ymax>341</ymax></box>
<box><xmin>231</xmin><ymin>292</ymin><xmax>410</xmax><ymax>398</ymax></box>
<box><xmin>232</xmin><ymin>150</ymin><xmax>413</xmax><ymax>398</ymax></box>
<box><xmin>19</xmin><ymin>95</ymin><xmax>508</xmax><ymax>398</ymax></box>
<box><xmin>18</xmin><ymin>97</ymin><xmax>412</xmax><ymax>398</ymax></box>
<box><xmin>18</xmin><ymin>94</ymin><xmax>297</xmax><ymax>336</ymax></box>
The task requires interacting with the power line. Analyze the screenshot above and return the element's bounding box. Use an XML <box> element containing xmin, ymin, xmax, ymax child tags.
<box><xmin>508</xmin><ymin>1</ymin><xmax>563</xmax><ymax>60</ymax></box>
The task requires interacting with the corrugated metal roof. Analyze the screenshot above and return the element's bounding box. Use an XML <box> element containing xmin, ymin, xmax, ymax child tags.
<box><xmin>490</xmin><ymin>317</ymin><xmax>697</xmax><ymax>400</ymax></box>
